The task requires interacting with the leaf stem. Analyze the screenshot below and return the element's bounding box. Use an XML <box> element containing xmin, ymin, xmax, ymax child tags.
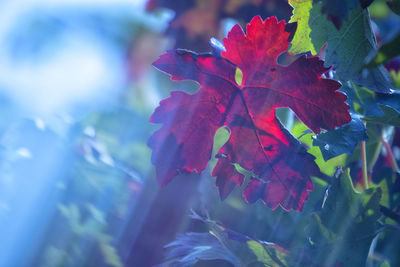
<box><xmin>361</xmin><ymin>141</ymin><xmax>369</xmax><ymax>189</ymax></box>
<box><xmin>380</xmin><ymin>136</ymin><xmax>399</xmax><ymax>173</ymax></box>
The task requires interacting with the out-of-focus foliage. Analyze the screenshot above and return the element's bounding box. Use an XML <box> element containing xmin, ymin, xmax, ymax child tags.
<box><xmin>0</xmin><ymin>2</ymin><xmax>163</xmax><ymax>266</ymax></box>
<box><xmin>146</xmin><ymin>0</ymin><xmax>293</xmax><ymax>51</ymax></box>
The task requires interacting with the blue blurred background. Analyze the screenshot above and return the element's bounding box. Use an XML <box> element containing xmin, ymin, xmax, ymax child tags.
<box><xmin>0</xmin><ymin>1</ymin><xmax>167</xmax><ymax>266</ymax></box>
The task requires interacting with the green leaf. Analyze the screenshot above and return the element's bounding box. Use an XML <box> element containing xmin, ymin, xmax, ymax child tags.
<box><xmin>313</xmin><ymin>118</ymin><xmax>368</xmax><ymax>161</ymax></box>
<box><xmin>341</xmin><ymin>82</ymin><xmax>383</xmax><ymax>116</ymax></box>
<box><xmin>341</xmin><ymin>82</ymin><xmax>400</xmax><ymax>126</ymax></box>
<box><xmin>288</xmin><ymin>0</ymin><xmax>316</xmax><ymax>54</ymax></box>
<box><xmin>306</xmin><ymin>169</ymin><xmax>382</xmax><ymax>266</ymax></box>
<box><xmin>309</xmin><ymin>3</ymin><xmax>392</xmax><ymax>92</ymax></box>
<box><xmin>316</xmin><ymin>0</ymin><xmax>359</xmax><ymax>29</ymax></box>
<box><xmin>352</xmin><ymin>66</ymin><xmax>393</xmax><ymax>93</ymax></box>
<box><xmin>363</xmin><ymin>105</ymin><xmax>400</xmax><ymax>126</ymax></box>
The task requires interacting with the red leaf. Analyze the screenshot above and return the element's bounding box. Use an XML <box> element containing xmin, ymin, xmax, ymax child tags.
<box><xmin>149</xmin><ymin>16</ymin><xmax>351</xmax><ymax>211</ymax></box>
<box><xmin>212</xmin><ymin>157</ymin><xmax>245</xmax><ymax>200</ymax></box>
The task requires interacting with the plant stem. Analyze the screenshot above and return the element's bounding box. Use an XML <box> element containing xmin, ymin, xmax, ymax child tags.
<box><xmin>367</xmin><ymin>125</ymin><xmax>383</xmax><ymax>173</ymax></box>
<box><xmin>361</xmin><ymin>141</ymin><xmax>369</xmax><ymax>189</ymax></box>
<box><xmin>381</xmin><ymin>137</ymin><xmax>399</xmax><ymax>173</ymax></box>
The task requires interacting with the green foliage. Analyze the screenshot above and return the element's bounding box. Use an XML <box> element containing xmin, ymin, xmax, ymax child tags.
<box><xmin>305</xmin><ymin>169</ymin><xmax>382</xmax><ymax>266</ymax></box>
<box><xmin>363</xmin><ymin>105</ymin><xmax>400</xmax><ymax>126</ymax></box>
<box><xmin>308</xmin><ymin>3</ymin><xmax>392</xmax><ymax>92</ymax></box>
<box><xmin>313</xmin><ymin>119</ymin><xmax>368</xmax><ymax>161</ymax></box>
<box><xmin>341</xmin><ymin>82</ymin><xmax>400</xmax><ymax>126</ymax></box>
<box><xmin>291</xmin><ymin>121</ymin><xmax>347</xmax><ymax>176</ymax></box>
<box><xmin>316</xmin><ymin>0</ymin><xmax>360</xmax><ymax>28</ymax></box>
<box><xmin>309</xmin><ymin>4</ymin><xmax>371</xmax><ymax>73</ymax></box>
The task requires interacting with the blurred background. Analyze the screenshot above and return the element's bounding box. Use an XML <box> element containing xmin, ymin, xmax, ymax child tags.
<box><xmin>0</xmin><ymin>0</ymin><xmax>399</xmax><ymax>266</ymax></box>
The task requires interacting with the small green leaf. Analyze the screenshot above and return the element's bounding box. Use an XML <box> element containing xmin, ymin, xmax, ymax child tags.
<box><xmin>288</xmin><ymin>0</ymin><xmax>316</xmax><ymax>54</ymax></box>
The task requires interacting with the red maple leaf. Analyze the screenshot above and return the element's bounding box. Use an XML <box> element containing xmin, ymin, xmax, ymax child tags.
<box><xmin>148</xmin><ymin>16</ymin><xmax>351</xmax><ymax>211</ymax></box>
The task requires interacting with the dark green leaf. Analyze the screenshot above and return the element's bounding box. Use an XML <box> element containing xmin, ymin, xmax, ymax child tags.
<box><xmin>306</xmin><ymin>169</ymin><xmax>382</xmax><ymax>266</ymax></box>
<box><xmin>352</xmin><ymin>66</ymin><xmax>393</xmax><ymax>93</ymax></box>
<box><xmin>317</xmin><ymin>0</ymin><xmax>359</xmax><ymax>28</ymax></box>
<box><xmin>340</xmin><ymin>83</ymin><xmax>380</xmax><ymax>116</ymax></box>
<box><xmin>341</xmin><ymin>82</ymin><xmax>400</xmax><ymax>126</ymax></box>
<box><xmin>309</xmin><ymin>3</ymin><xmax>392</xmax><ymax>92</ymax></box>
<box><xmin>313</xmin><ymin>118</ymin><xmax>368</xmax><ymax>161</ymax></box>
<box><xmin>363</xmin><ymin>105</ymin><xmax>400</xmax><ymax>126</ymax></box>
